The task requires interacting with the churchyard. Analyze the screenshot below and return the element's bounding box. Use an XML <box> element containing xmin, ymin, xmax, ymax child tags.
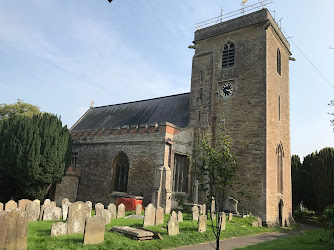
<box><xmin>0</xmin><ymin>198</ymin><xmax>290</xmax><ymax>249</ymax></box>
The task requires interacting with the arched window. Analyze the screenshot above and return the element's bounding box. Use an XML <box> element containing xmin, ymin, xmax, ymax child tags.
<box><xmin>276</xmin><ymin>143</ymin><xmax>284</xmax><ymax>194</ymax></box>
<box><xmin>277</xmin><ymin>48</ymin><xmax>281</xmax><ymax>75</ymax></box>
<box><xmin>222</xmin><ymin>41</ymin><xmax>235</xmax><ymax>69</ymax></box>
<box><xmin>113</xmin><ymin>152</ymin><xmax>129</xmax><ymax>192</ymax></box>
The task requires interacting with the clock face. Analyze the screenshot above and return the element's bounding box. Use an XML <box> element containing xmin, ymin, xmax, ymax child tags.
<box><xmin>221</xmin><ymin>83</ymin><xmax>233</xmax><ymax>97</ymax></box>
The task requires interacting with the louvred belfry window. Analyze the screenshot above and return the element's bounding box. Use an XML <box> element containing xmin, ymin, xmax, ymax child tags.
<box><xmin>222</xmin><ymin>42</ymin><xmax>235</xmax><ymax>68</ymax></box>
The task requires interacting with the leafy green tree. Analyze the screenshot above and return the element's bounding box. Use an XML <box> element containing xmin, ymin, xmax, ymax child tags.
<box><xmin>0</xmin><ymin>113</ymin><xmax>72</xmax><ymax>200</ymax></box>
<box><xmin>291</xmin><ymin>155</ymin><xmax>302</xmax><ymax>209</ymax></box>
<box><xmin>192</xmin><ymin>125</ymin><xmax>238</xmax><ymax>250</ymax></box>
<box><xmin>0</xmin><ymin>99</ymin><xmax>41</xmax><ymax>120</ymax></box>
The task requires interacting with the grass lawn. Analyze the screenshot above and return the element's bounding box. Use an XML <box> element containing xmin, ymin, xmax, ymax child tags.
<box><xmin>238</xmin><ymin>229</ymin><xmax>333</xmax><ymax>249</ymax></box>
<box><xmin>27</xmin><ymin>212</ymin><xmax>287</xmax><ymax>250</ymax></box>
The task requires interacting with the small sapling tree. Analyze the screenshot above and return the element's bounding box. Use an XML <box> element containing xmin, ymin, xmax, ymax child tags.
<box><xmin>192</xmin><ymin>124</ymin><xmax>238</xmax><ymax>250</ymax></box>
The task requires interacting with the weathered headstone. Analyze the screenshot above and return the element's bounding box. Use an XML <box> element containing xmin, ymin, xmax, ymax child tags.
<box><xmin>177</xmin><ymin>211</ymin><xmax>183</xmax><ymax>222</ymax></box>
<box><xmin>256</xmin><ymin>216</ymin><xmax>262</xmax><ymax>227</ymax></box>
<box><xmin>67</xmin><ymin>201</ymin><xmax>90</xmax><ymax>235</ymax></box>
<box><xmin>18</xmin><ymin>199</ymin><xmax>31</xmax><ymax>211</ymax></box>
<box><xmin>100</xmin><ymin>209</ymin><xmax>111</xmax><ymax>224</ymax></box>
<box><xmin>43</xmin><ymin>206</ymin><xmax>56</xmax><ymax>221</ymax></box>
<box><xmin>62</xmin><ymin>199</ymin><xmax>71</xmax><ymax>221</ymax></box>
<box><xmin>83</xmin><ymin>216</ymin><xmax>105</xmax><ymax>245</ymax></box>
<box><xmin>192</xmin><ymin>206</ymin><xmax>199</xmax><ymax>221</ymax></box>
<box><xmin>5</xmin><ymin>200</ymin><xmax>17</xmax><ymax>211</ymax></box>
<box><xmin>86</xmin><ymin>201</ymin><xmax>92</xmax><ymax>217</ymax></box>
<box><xmin>50</xmin><ymin>201</ymin><xmax>57</xmax><ymax>208</ymax></box>
<box><xmin>155</xmin><ymin>207</ymin><xmax>164</xmax><ymax>226</ymax></box>
<box><xmin>198</xmin><ymin>215</ymin><xmax>207</xmax><ymax>233</ymax></box>
<box><xmin>117</xmin><ymin>203</ymin><xmax>125</xmax><ymax>218</ymax></box>
<box><xmin>211</xmin><ymin>197</ymin><xmax>216</xmax><ymax>220</ymax></box>
<box><xmin>33</xmin><ymin>199</ymin><xmax>40</xmax><ymax>206</ymax></box>
<box><xmin>228</xmin><ymin>212</ymin><xmax>233</xmax><ymax>221</ymax></box>
<box><xmin>43</xmin><ymin>199</ymin><xmax>51</xmax><ymax>206</ymax></box>
<box><xmin>136</xmin><ymin>204</ymin><xmax>142</xmax><ymax>215</ymax></box>
<box><xmin>220</xmin><ymin>212</ymin><xmax>226</xmax><ymax>231</ymax></box>
<box><xmin>26</xmin><ymin>201</ymin><xmax>40</xmax><ymax>222</ymax></box>
<box><xmin>0</xmin><ymin>211</ymin><xmax>8</xmax><ymax>248</ymax></box>
<box><xmin>39</xmin><ymin>204</ymin><xmax>49</xmax><ymax>221</ymax></box>
<box><xmin>2</xmin><ymin>208</ymin><xmax>28</xmax><ymax>249</ymax></box>
<box><xmin>143</xmin><ymin>203</ymin><xmax>156</xmax><ymax>227</ymax></box>
<box><xmin>223</xmin><ymin>197</ymin><xmax>239</xmax><ymax>214</ymax></box>
<box><xmin>0</xmin><ymin>202</ymin><xmax>3</xmax><ymax>211</ymax></box>
<box><xmin>202</xmin><ymin>204</ymin><xmax>206</xmax><ymax>215</ymax></box>
<box><xmin>51</xmin><ymin>222</ymin><xmax>68</xmax><ymax>236</ymax></box>
<box><xmin>54</xmin><ymin>207</ymin><xmax>62</xmax><ymax>220</ymax></box>
<box><xmin>167</xmin><ymin>212</ymin><xmax>179</xmax><ymax>236</ymax></box>
<box><xmin>95</xmin><ymin>203</ymin><xmax>104</xmax><ymax>217</ymax></box>
<box><xmin>107</xmin><ymin>203</ymin><xmax>117</xmax><ymax>219</ymax></box>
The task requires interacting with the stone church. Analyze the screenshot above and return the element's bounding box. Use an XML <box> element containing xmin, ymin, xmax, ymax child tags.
<box><xmin>55</xmin><ymin>8</ymin><xmax>292</xmax><ymax>226</ymax></box>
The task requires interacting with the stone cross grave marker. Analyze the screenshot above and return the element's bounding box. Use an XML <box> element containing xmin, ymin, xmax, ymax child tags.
<box><xmin>143</xmin><ymin>203</ymin><xmax>156</xmax><ymax>227</ymax></box>
<box><xmin>117</xmin><ymin>203</ymin><xmax>125</xmax><ymax>218</ymax></box>
<box><xmin>107</xmin><ymin>203</ymin><xmax>117</xmax><ymax>219</ymax></box>
<box><xmin>83</xmin><ymin>216</ymin><xmax>105</xmax><ymax>245</ymax></box>
<box><xmin>67</xmin><ymin>201</ymin><xmax>90</xmax><ymax>235</ymax></box>
<box><xmin>155</xmin><ymin>207</ymin><xmax>164</xmax><ymax>226</ymax></box>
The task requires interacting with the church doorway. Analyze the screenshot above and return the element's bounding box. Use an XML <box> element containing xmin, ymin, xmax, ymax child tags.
<box><xmin>112</xmin><ymin>152</ymin><xmax>129</xmax><ymax>193</ymax></box>
<box><xmin>278</xmin><ymin>199</ymin><xmax>283</xmax><ymax>226</ymax></box>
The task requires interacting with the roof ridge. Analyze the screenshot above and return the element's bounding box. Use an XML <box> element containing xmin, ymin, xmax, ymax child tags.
<box><xmin>93</xmin><ymin>92</ymin><xmax>190</xmax><ymax>109</ymax></box>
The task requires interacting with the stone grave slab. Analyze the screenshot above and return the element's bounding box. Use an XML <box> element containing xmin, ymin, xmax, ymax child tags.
<box><xmin>111</xmin><ymin>226</ymin><xmax>154</xmax><ymax>241</ymax></box>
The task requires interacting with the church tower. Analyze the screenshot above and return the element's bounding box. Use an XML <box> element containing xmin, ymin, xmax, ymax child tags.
<box><xmin>189</xmin><ymin>8</ymin><xmax>292</xmax><ymax>226</ymax></box>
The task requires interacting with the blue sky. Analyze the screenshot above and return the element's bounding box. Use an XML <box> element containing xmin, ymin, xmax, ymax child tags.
<box><xmin>0</xmin><ymin>0</ymin><xmax>333</xmax><ymax>158</ymax></box>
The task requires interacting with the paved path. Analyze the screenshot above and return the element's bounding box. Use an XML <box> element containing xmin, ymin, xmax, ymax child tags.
<box><xmin>170</xmin><ymin>224</ymin><xmax>321</xmax><ymax>250</ymax></box>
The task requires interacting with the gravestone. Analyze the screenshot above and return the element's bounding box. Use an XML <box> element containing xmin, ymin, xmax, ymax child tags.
<box><xmin>220</xmin><ymin>212</ymin><xmax>226</xmax><ymax>231</ymax></box>
<box><xmin>5</xmin><ymin>200</ymin><xmax>17</xmax><ymax>211</ymax></box>
<box><xmin>86</xmin><ymin>201</ymin><xmax>92</xmax><ymax>217</ymax></box>
<box><xmin>43</xmin><ymin>199</ymin><xmax>51</xmax><ymax>206</ymax></box>
<box><xmin>39</xmin><ymin>204</ymin><xmax>49</xmax><ymax>221</ymax></box>
<box><xmin>202</xmin><ymin>204</ymin><xmax>206</xmax><ymax>215</ymax></box>
<box><xmin>83</xmin><ymin>216</ymin><xmax>105</xmax><ymax>245</ymax></box>
<box><xmin>33</xmin><ymin>199</ymin><xmax>40</xmax><ymax>206</ymax></box>
<box><xmin>177</xmin><ymin>211</ymin><xmax>183</xmax><ymax>222</ymax></box>
<box><xmin>117</xmin><ymin>203</ymin><xmax>125</xmax><ymax>218</ymax></box>
<box><xmin>228</xmin><ymin>212</ymin><xmax>233</xmax><ymax>221</ymax></box>
<box><xmin>256</xmin><ymin>216</ymin><xmax>262</xmax><ymax>227</ymax></box>
<box><xmin>167</xmin><ymin>212</ymin><xmax>179</xmax><ymax>236</ymax></box>
<box><xmin>18</xmin><ymin>199</ymin><xmax>31</xmax><ymax>210</ymax></box>
<box><xmin>107</xmin><ymin>203</ymin><xmax>117</xmax><ymax>219</ymax></box>
<box><xmin>54</xmin><ymin>207</ymin><xmax>62</xmax><ymax>220</ymax></box>
<box><xmin>62</xmin><ymin>199</ymin><xmax>71</xmax><ymax>220</ymax></box>
<box><xmin>136</xmin><ymin>204</ymin><xmax>142</xmax><ymax>215</ymax></box>
<box><xmin>192</xmin><ymin>206</ymin><xmax>199</xmax><ymax>221</ymax></box>
<box><xmin>26</xmin><ymin>201</ymin><xmax>40</xmax><ymax>222</ymax></box>
<box><xmin>100</xmin><ymin>209</ymin><xmax>111</xmax><ymax>224</ymax></box>
<box><xmin>51</xmin><ymin>222</ymin><xmax>68</xmax><ymax>236</ymax></box>
<box><xmin>0</xmin><ymin>211</ymin><xmax>8</xmax><ymax>248</ymax></box>
<box><xmin>43</xmin><ymin>206</ymin><xmax>56</xmax><ymax>221</ymax></box>
<box><xmin>50</xmin><ymin>201</ymin><xmax>57</xmax><ymax>208</ymax></box>
<box><xmin>67</xmin><ymin>201</ymin><xmax>90</xmax><ymax>234</ymax></box>
<box><xmin>155</xmin><ymin>207</ymin><xmax>164</xmax><ymax>226</ymax></box>
<box><xmin>198</xmin><ymin>215</ymin><xmax>207</xmax><ymax>233</ymax></box>
<box><xmin>0</xmin><ymin>202</ymin><xmax>3</xmax><ymax>211</ymax></box>
<box><xmin>2</xmin><ymin>208</ymin><xmax>28</xmax><ymax>249</ymax></box>
<box><xmin>95</xmin><ymin>203</ymin><xmax>104</xmax><ymax>217</ymax></box>
<box><xmin>223</xmin><ymin>197</ymin><xmax>239</xmax><ymax>214</ymax></box>
<box><xmin>143</xmin><ymin>204</ymin><xmax>156</xmax><ymax>227</ymax></box>
<box><xmin>211</xmin><ymin>197</ymin><xmax>216</xmax><ymax>220</ymax></box>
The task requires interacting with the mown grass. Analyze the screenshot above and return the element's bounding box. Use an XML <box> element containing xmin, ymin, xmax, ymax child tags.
<box><xmin>28</xmin><ymin>212</ymin><xmax>285</xmax><ymax>250</ymax></box>
<box><xmin>239</xmin><ymin>229</ymin><xmax>333</xmax><ymax>249</ymax></box>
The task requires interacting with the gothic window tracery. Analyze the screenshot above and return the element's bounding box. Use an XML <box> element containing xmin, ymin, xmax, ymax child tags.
<box><xmin>222</xmin><ymin>41</ymin><xmax>235</xmax><ymax>68</ymax></box>
<box><xmin>113</xmin><ymin>152</ymin><xmax>129</xmax><ymax>192</ymax></box>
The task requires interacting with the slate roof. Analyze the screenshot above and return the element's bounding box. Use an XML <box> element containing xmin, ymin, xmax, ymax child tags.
<box><xmin>72</xmin><ymin>93</ymin><xmax>191</xmax><ymax>131</ymax></box>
